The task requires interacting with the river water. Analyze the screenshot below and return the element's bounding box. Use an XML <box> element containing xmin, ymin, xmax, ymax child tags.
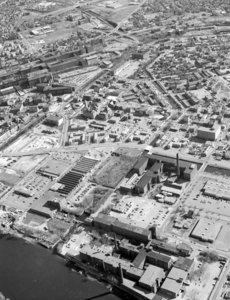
<box><xmin>0</xmin><ymin>236</ymin><xmax>122</xmax><ymax>300</ymax></box>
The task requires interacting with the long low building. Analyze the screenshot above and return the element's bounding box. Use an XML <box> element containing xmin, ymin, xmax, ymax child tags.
<box><xmin>190</xmin><ymin>218</ymin><xmax>222</xmax><ymax>242</ymax></box>
<box><xmin>203</xmin><ymin>180</ymin><xmax>230</xmax><ymax>200</ymax></box>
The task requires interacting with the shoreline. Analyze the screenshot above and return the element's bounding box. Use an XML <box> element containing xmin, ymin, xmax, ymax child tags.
<box><xmin>0</xmin><ymin>229</ymin><xmax>117</xmax><ymax>296</ymax></box>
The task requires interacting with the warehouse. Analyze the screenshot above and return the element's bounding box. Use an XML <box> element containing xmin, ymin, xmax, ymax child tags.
<box><xmin>190</xmin><ymin>218</ymin><xmax>222</xmax><ymax>242</ymax></box>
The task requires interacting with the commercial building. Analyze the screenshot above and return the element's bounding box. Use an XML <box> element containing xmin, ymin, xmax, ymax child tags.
<box><xmin>197</xmin><ymin>124</ymin><xmax>221</xmax><ymax>141</ymax></box>
<box><xmin>44</xmin><ymin>115</ymin><xmax>63</xmax><ymax>127</ymax></box>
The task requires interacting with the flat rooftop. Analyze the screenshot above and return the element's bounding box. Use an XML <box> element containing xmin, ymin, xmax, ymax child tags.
<box><xmin>38</xmin><ymin>158</ymin><xmax>70</xmax><ymax>177</ymax></box>
<box><xmin>139</xmin><ymin>265</ymin><xmax>165</xmax><ymax>287</ymax></box>
<box><xmin>191</xmin><ymin>218</ymin><xmax>222</xmax><ymax>242</ymax></box>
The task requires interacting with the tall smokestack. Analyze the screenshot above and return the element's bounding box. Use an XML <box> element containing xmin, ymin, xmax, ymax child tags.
<box><xmin>176</xmin><ymin>153</ymin><xmax>180</xmax><ymax>178</ymax></box>
<box><xmin>119</xmin><ymin>263</ymin><xmax>124</xmax><ymax>284</ymax></box>
<box><xmin>114</xmin><ymin>232</ymin><xmax>118</xmax><ymax>252</ymax></box>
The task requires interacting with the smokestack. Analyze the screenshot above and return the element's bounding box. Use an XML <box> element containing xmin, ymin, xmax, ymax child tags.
<box><xmin>176</xmin><ymin>153</ymin><xmax>180</xmax><ymax>178</ymax></box>
<box><xmin>119</xmin><ymin>263</ymin><xmax>124</xmax><ymax>284</ymax></box>
<box><xmin>114</xmin><ymin>233</ymin><xmax>118</xmax><ymax>252</ymax></box>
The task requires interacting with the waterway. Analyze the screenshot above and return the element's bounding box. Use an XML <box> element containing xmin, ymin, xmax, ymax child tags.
<box><xmin>0</xmin><ymin>235</ymin><xmax>122</xmax><ymax>300</ymax></box>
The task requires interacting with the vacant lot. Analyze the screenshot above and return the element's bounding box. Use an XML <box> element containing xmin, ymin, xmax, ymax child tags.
<box><xmin>92</xmin><ymin>155</ymin><xmax>137</xmax><ymax>188</ymax></box>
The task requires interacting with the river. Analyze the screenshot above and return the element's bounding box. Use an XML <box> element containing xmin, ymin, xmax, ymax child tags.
<box><xmin>0</xmin><ymin>235</ymin><xmax>123</xmax><ymax>300</ymax></box>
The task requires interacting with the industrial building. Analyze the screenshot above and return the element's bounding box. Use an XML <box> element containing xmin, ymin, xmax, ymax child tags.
<box><xmin>37</xmin><ymin>159</ymin><xmax>69</xmax><ymax>179</ymax></box>
<box><xmin>120</xmin><ymin>152</ymin><xmax>201</xmax><ymax>196</ymax></box>
<box><xmin>151</xmin><ymin>240</ymin><xmax>193</xmax><ymax>257</ymax></box>
<box><xmin>160</xmin><ymin>267</ymin><xmax>188</xmax><ymax>298</ymax></box>
<box><xmin>139</xmin><ymin>265</ymin><xmax>165</xmax><ymax>293</ymax></box>
<box><xmin>146</xmin><ymin>251</ymin><xmax>173</xmax><ymax>271</ymax></box>
<box><xmin>57</xmin><ymin>156</ymin><xmax>99</xmax><ymax>195</ymax></box>
<box><xmin>93</xmin><ymin>213</ymin><xmax>152</xmax><ymax>243</ymax></box>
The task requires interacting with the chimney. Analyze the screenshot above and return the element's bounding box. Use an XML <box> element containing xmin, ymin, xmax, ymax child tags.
<box><xmin>119</xmin><ymin>263</ymin><xmax>124</xmax><ymax>284</ymax></box>
<box><xmin>176</xmin><ymin>153</ymin><xmax>180</xmax><ymax>178</ymax></box>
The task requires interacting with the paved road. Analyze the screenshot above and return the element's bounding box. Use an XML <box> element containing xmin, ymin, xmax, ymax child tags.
<box><xmin>1</xmin><ymin>141</ymin><xmax>146</xmax><ymax>157</ymax></box>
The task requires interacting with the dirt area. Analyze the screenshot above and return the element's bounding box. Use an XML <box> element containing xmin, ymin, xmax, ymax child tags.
<box><xmin>0</xmin><ymin>192</ymin><xmax>34</xmax><ymax>211</ymax></box>
<box><xmin>61</xmin><ymin>229</ymin><xmax>93</xmax><ymax>256</ymax></box>
<box><xmin>11</xmin><ymin>155</ymin><xmax>47</xmax><ymax>173</ymax></box>
<box><xmin>0</xmin><ymin>157</ymin><xmax>17</xmax><ymax>168</ymax></box>
<box><xmin>115</xmin><ymin>61</ymin><xmax>140</xmax><ymax>78</ymax></box>
<box><xmin>92</xmin><ymin>154</ymin><xmax>138</xmax><ymax>188</ymax></box>
<box><xmin>0</xmin><ymin>169</ymin><xmax>21</xmax><ymax>186</ymax></box>
<box><xmin>5</xmin><ymin>133</ymin><xmax>59</xmax><ymax>153</ymax></box>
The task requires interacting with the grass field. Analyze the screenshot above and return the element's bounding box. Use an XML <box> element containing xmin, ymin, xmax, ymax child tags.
<box><xmin>92</xmin><ymin>154</ymin><xmax>138</xmax><ymax>188</ymax></box>
<box><xmin>47</xmin><ymin>218</ymin><xmax>71</xmax><ymax>237</ymax></box>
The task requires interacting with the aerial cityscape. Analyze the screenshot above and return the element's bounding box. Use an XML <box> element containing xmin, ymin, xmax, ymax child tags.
<box><xmin>0</xmin><ymin>0</ymin><xmax>230</xmax><ymax>299</ymax></box>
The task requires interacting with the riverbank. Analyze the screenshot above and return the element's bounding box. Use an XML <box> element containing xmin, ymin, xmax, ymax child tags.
<box><xmin>0</xmin><ymin>292</ymin><xmax>10</xmax><ymax>300</ymax></box>
<box><xmin>0</xmin><ymin>233</ymin><xmax>122</xmax><ymax>300</ymax></box>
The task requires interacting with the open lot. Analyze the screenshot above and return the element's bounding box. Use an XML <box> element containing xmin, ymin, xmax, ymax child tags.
<box><xmin>61</xmin><ymin>229</ymin><xmax>93</xmax><ymax>256</ymax></box>
<box><xmin>0</xmin><ymin>169</ymin><xmax>21</xmax><ymax>186</ymax></box>
<box><xmin>5</xmin><ymin>133</ymin><xmax>59</xmax><ymax>153</ymax></box>
<box><xmin>0</xmin><ymin>192</ymin><xmax>34</xmax><ymax>211</ymax></box>
<box><xmin>115</xmin><ymin>61</ymin><xmax>140</xmax><ymax>78</ymax></box>
<box><xmin>11</xmin><ymin>155</ymin><xmax>47</xmax><ymax>173</ymax></box>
